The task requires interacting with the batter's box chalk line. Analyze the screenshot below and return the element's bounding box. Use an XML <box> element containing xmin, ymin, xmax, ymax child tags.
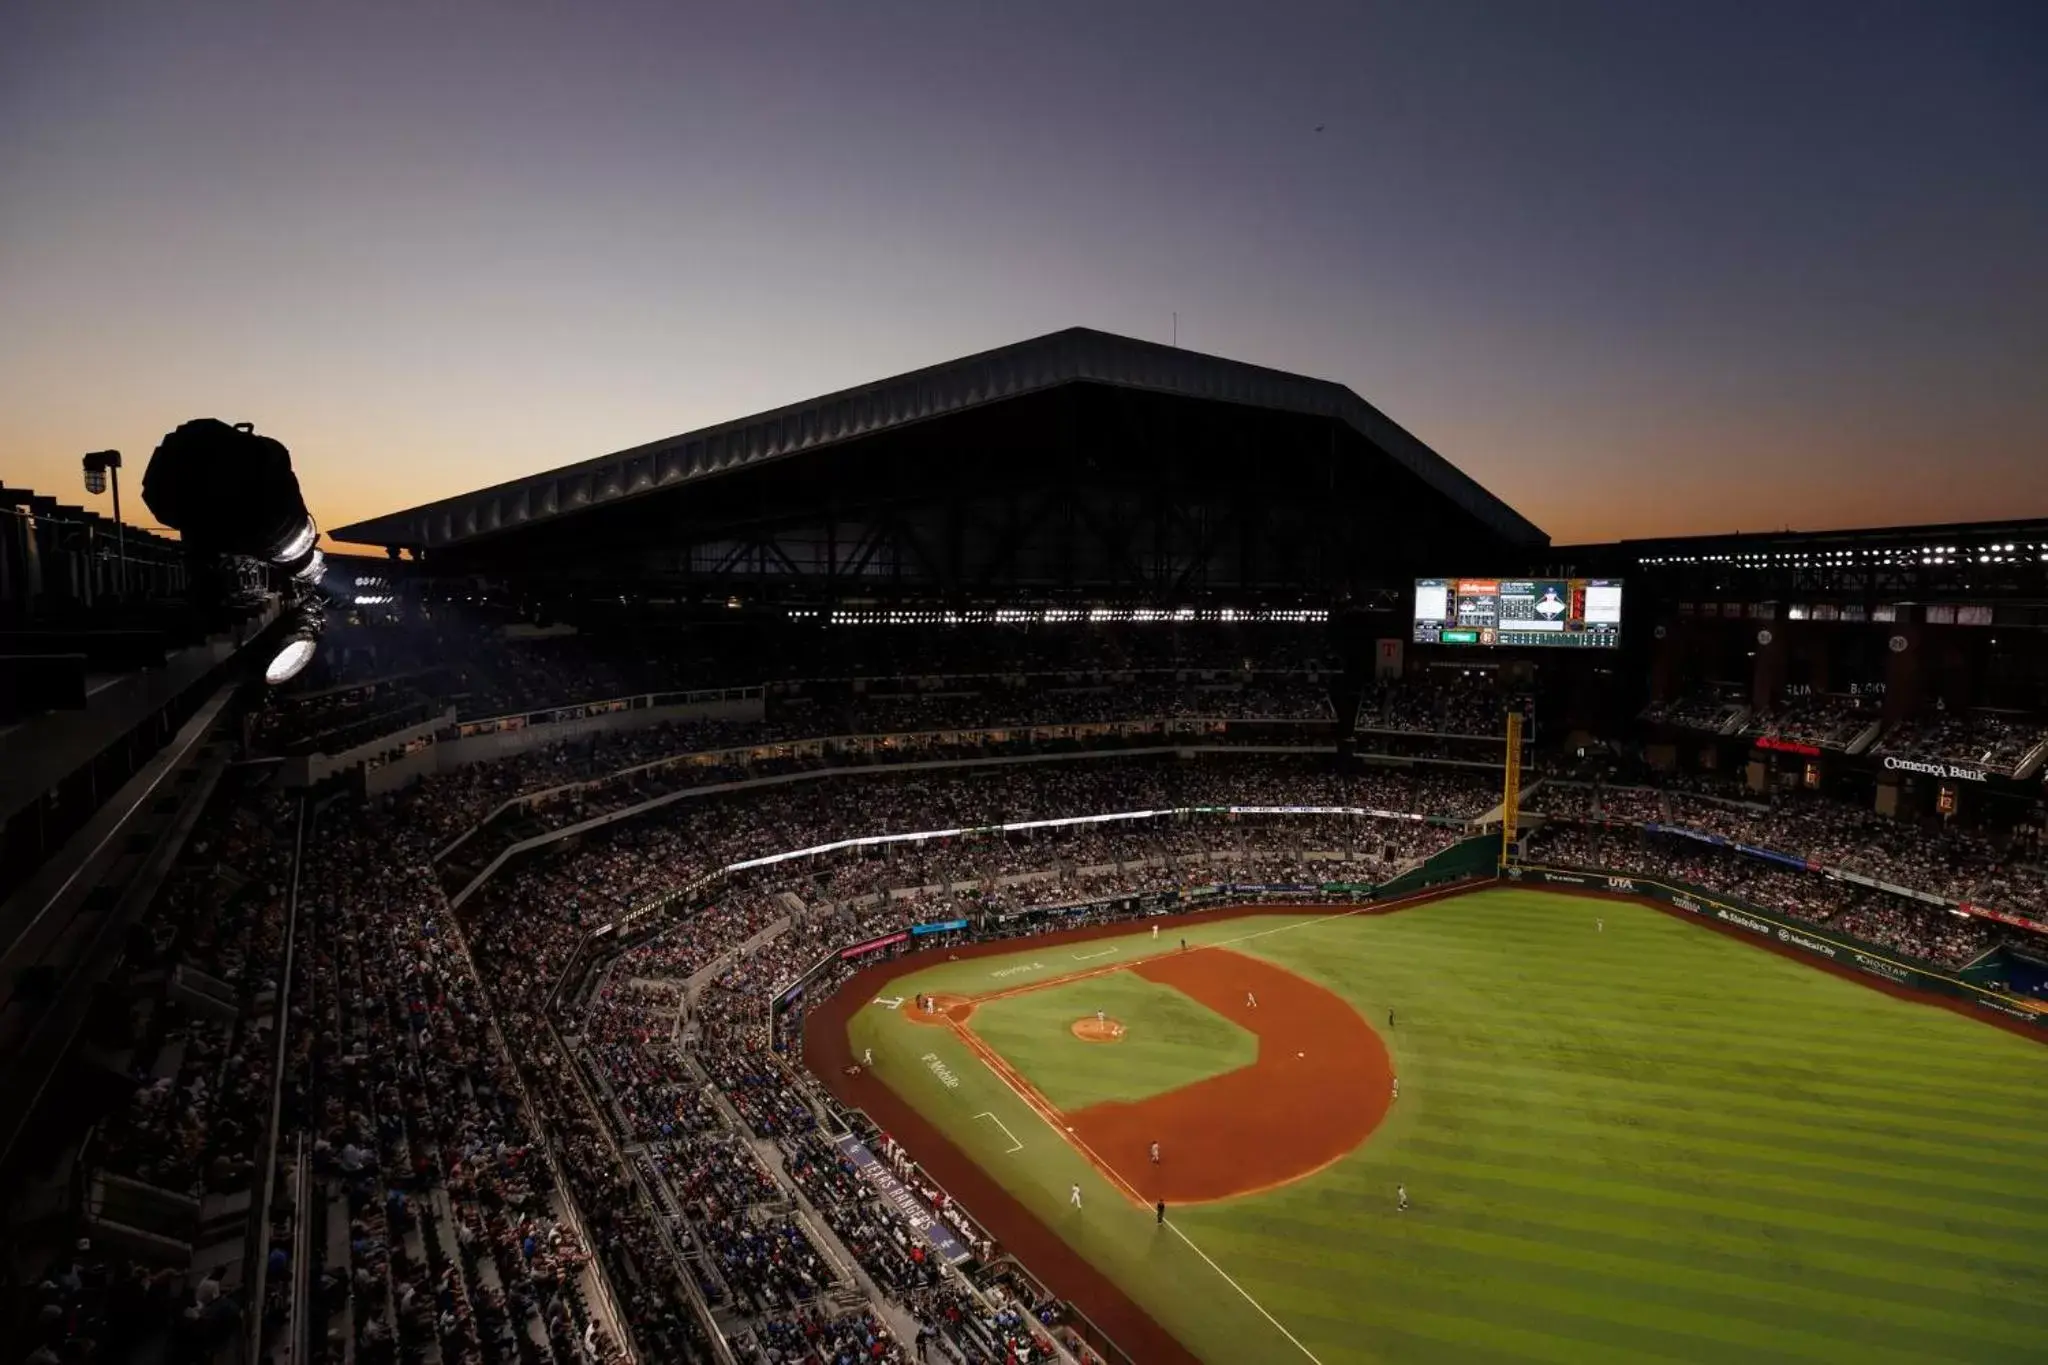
<box><xmin>972</xmin><ymin>1111</ymin><xmax>1025</xmax><ymax>1153</ymax></box>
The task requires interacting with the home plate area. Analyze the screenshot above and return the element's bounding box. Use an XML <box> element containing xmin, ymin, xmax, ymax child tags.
<box><xmin>1071</xmin><ymin>1016</ymin><xmax>1126</xmax><ymax>1043</ymax></box>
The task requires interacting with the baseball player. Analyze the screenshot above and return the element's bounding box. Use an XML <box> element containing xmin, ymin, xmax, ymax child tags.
<box><xmin>1155</xmin><ymin>1200</ymin><xmax>1166</xmax><ymax>1225</ymax></box>
<box><xmin>1396</xmin><ymin>1183</ymin><xmax>1409</xmax><ymax>1212</ymax></box>
<box><xmin>1096</xmin><ymin>1009</ymin><xmax>1106</xmax><ymax>1026</ymax></box>
<box><xmin>1388</xmin><ymin>1007</ymin><xmax>1395</xmax><ymax>1028</ymax></box>
<box><xmin>1391</xmin><ymin>1076</ymin><xmax>1399</xmax><ymax>1100</ymax></box>
<box><xmin>1149</xmin><ymin>1141</ymin><xmax>1160</xmax><ymax>1164</ymax></box>
<box><xmin>1246</xmin><ymin>991</ymin><xmax>1258</xmax><ymax>1008</ymax></box>
<box><xmin>1597</xmin><ymin>917</ymin><xmax>1604</xmax><ymax>933</ymax></box>
<box><xmin>1070</xmin><ymin>1184</ymin><xmax>1083</xmax><ymax>1209</ymax></box>
<box><xmin>863</xmin><ymin>1048</ymin><xmax>873</xmax><ymax>1066</ymax></box>
<box><xmin>1151</xmin><ymin>923</ymin><xmax>1160</xmax><ymax>940</ymax></box>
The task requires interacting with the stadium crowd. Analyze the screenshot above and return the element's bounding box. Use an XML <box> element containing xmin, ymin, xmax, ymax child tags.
<box><xmin>50</xmin><ymin>632</ymin><xmax>2048</xmax><ymax>1365</ymax></box>
<box><xmin>1521</xmin><ymin>823</ymin><xmax>1999</xmax><ymax>966</ymax></box>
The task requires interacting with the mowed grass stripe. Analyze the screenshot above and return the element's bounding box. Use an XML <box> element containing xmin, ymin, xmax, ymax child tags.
<box><xmin>866</xmin><ymin>891</ymin><xmax>2048</xmax><ymax>1363</ymax></box>
<box><xmin>1411</xmin><ymin>1022</ymin><xmax>2047</xmax><ymax>1115</ymax></box>
<box><xmin>1395</xmin><ymin>1134</ymin><xmax>2047</xmax><ymax>1238</ymax></box>
<box><xmin>1413</xmin><ymin>1055</ymin><xmax>2048</xmax><ymax>1148</ymax></box>
<box><xmin>1427</xmin><ymin>1112</ymin><xmax>2048</xmax><ymax>1198</ymax></box>
<box><xmin>1409</xmin><ymin>1079</ymin><xmax>2048</xmax><ymax>1183</ymax></box>
<box><xmin>1248</xmin><ymin>1172</ymin><xmax>2048</xmax><ymax>1308</ymax></box>
<box><xmin>1416</xmin><ymin>1078</ymin><xmax>2048</xmax><ymax>1170</ymax></box>
<box><xmin>1254</xmin><ymin>1228</ymin><xmax>2019</xmax><ymax>1365</ymax></box>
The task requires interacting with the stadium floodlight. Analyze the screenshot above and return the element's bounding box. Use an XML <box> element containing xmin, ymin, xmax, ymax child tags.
<box><xmin>264</xmin><ymin>593</ymin><xmax>327</xmax><ymax>685</ymax></box>
<box><xmin>142</xmin><ymin>419</ymin><xmax>315</xmax><ymax>561</ymax></box>
<box><xmin>80</xmin><ymin>450</ymin><xmax>130</xmax><ymax>592</ymax></box>
<box><xmin>142</xmin><ymin>418</ymin><xmax>331</xmax><ymax>681</ymax></box>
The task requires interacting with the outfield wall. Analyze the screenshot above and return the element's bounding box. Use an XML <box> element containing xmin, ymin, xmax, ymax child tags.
<box><xmin>1508</xmin><ymin>863</ymin><xmax>2048</xmax><ymax>1037</ymax></box>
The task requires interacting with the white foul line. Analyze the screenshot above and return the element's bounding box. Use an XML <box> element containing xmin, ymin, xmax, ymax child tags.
<box><xmin>952</xmin><ymin>1021</ymin><xmax>1323</xmax><ymax>1364</ymax></box>
<box><xmin>1071</xmin><ymin>946</ymin><xmax>1119</xmax><ymax>961</ymax></box>
<box><xmin>927</xmin><ymin>901</ymin><xmax>1423</xmax><ymax>1365</ymax></box>
<box><xmin>972</xmin><ymin>1111</ymin><xmax>1025</xmax><ymax>1153</ymax></box>
<box><xmin>1164</xmin><ymin>1220</ymin><xmax>1325</xmax><ymax>1365</ymax></box>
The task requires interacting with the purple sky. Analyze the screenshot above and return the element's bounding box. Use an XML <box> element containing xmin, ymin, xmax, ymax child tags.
<box><xmin>4</xmin><ymin>1</ymin><xmax>2044</xmax><ymax>549</ymax></box>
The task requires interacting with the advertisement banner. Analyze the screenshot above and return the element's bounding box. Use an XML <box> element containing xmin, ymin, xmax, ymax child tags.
<box><xmin>840</xmin><ymin>931</ymin><xmax>909</xmax><ymax>959</ymax></box>
<box><xmin>1644</xmin><ymin>823</ymin><xmax>1727</xmax><ymax>847</ymax></box>
<box><xmin>1959</xmin><ymin>903</ymin><xmax>2048</xmax><ymax>935</ymax></box>
<box><xmin>833</xmin><ymin>1135</ymin><xmax>972</xmax><ymax>1265</ymax></box>
<box><xmin>1732</xmin><ymin>843</ymin><xmax>1811</xmax><ymax>871</ymax></box>
<box><xmin>911</xmin><ymin>918</ymin><xmax>971</xmax><ymax>936</ymax></box>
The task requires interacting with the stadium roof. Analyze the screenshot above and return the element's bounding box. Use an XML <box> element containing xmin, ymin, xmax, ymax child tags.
<box><xmin>333</xmin><ymin>327</ymin><xmax>1545</xmax><ymax>551</ymax></box>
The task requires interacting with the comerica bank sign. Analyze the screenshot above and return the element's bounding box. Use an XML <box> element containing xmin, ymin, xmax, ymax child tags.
<box><xmin>1883</xmin><ymin>756</ymin><xmax>1988</xmax><ymax>782</ymax></box>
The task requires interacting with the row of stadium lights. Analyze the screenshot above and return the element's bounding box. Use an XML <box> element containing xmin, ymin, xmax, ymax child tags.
<box><xmin>786</xmin><ymin>607</ymin><xmax>1330</xmax><ymax>625</ymax></box>
<box><xmin>1641</xmin><ymin>542</ymin><xmax>2048</xmax><ymax>568</ymax></box>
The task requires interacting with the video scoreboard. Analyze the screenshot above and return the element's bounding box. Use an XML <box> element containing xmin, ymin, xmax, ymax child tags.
<box><xmin>1413</xmin><ymin>578</ymin><xmax>1624</xmax><ymax>648</ymax></box>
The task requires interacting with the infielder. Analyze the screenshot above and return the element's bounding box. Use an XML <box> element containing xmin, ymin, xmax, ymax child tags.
<box><xmin>1149</xmin><ymin>1141</ymin><xmax>1160</xmax><ymax>1164</ymax></box>
<box><xmin>1391</xmin><ymin>1076</ymin><xmax>1399</xmax><ymax>1100</ymax></box>
<box><xmin>1396</xmin><ymin>1183</ymin><xmax>1409</xmax><ymax>1212</ymax></box>
<box><xmin>863</xmin><ymin>1048</ymin><xmax>873</xmax><ymax>1066</ymax></box>
<box><xmin>1245</xmin><ymin>991</ymin><xmax>1258</xmax><ymax>1008</ymax></box>
<box><xmin>1070</xmin><ymin>1184</ymin><xmax>1083</xmax><ymax>1209</ymax></box>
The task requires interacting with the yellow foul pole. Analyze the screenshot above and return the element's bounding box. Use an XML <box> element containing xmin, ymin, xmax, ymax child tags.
<box><xmin>1500</xmin><ymin>710</ymin><xmax>1523</xmax><ymax>867</ymax></box>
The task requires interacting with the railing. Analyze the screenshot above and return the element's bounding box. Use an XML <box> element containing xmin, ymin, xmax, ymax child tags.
<box><xmin>245</xmin><ymin>795</ymin><xmax>308</xmax><ymax>1364</ymax></box>
<box><xmin>436</xmin><ymin>713</ymin><xmax>1340</xmax><ymax>863</ymax></box>
<box><xmin>444</xmin><ymin>740</ymin><xmax>1368</xmax><ymax>909</ymax></box>
<box><xmin>431</xmin><ymin>885</ymin><xmax>651</xmax><ymax>1364</ymax></box>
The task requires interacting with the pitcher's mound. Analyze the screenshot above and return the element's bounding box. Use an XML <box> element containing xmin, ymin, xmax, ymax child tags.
<box><xmin>1072</xmin><ymin>1017</ymin><xmax>1126</xmax><ymax>1043</ymax></box>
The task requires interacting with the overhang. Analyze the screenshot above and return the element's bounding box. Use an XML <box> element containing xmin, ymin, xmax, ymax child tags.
<box><xmin>333</xmin><ymin>327</ymin><xmax>1545</xmax><ymax>551</ymax></box>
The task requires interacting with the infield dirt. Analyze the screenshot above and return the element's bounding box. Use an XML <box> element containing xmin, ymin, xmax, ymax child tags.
<box><xmin>804</xmin><ymin>892</ymin><xmax>1474</xmax><ymax>1364</ymax></box>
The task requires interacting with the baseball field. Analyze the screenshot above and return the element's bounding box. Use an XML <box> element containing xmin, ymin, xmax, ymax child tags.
<box><xmin>816</xmin><ymin>887</ymin><xmax>2048</xmax><ymax>1364</ymax></box>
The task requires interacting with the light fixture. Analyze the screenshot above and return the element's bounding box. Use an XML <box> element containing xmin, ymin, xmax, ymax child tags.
<box><xmin>268</xmin><ymin>515</ymin><xmax>318</xmax><ymax>566</ymax></box>
<box><xmin>264</xmin><ymin>596</ymin><xmax>327</xmax><ymax>685</ymax></box>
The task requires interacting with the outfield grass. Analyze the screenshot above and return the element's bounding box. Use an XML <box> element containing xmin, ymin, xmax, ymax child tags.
<box><xmin>848</xmin><ymin>890</ymin><xmax>2048</xmax><ymax>1364</ymax></box>
<box><xmin>969</xmin><ymin>970</ymin><xmax>1257</xmax><ymax>1111</ymax></box>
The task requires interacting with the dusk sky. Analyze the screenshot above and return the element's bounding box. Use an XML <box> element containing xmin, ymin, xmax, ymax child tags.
<box><xmin>4</xmin><ymin>1</ymin><xmax>2044</xmax><ymax>550</ymax></box>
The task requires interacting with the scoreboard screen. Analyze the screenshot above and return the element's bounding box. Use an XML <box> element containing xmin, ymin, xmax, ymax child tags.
<box><xmin>1413</xmin><ymin>578</ymin><xmax>1624</xmax><ymax>648</ymax></box>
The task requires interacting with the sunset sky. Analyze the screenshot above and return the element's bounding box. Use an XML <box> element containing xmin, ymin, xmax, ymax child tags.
<box><xmin>4</xmin><ymin>1</ymin><xmax>2043</xmax><ymax>551</ymax></box>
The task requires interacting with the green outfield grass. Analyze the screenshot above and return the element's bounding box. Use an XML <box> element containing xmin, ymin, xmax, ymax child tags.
<box><xmin>968</xmin><ymin>970</ymin><xmax>1257</xmax><ymax>1111</ymax></box>
<box><xmin>846</xmin><ymin>890</ymin><xmax>2048</xmax><ymax>1364</ymax></box>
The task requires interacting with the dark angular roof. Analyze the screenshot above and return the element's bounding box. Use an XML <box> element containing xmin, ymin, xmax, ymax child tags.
<box><xmin>332</xmin><ymin>326</ymin><xmax>1545</xmax><ymax>550</ymax></box>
